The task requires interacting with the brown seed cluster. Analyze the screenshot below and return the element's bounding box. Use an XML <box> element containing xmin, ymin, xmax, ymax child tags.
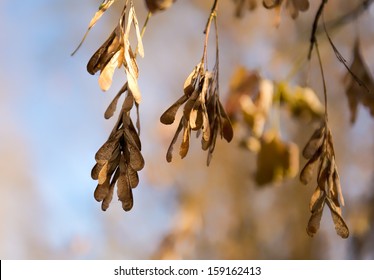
<box><xmin>92</xmin><ymin>85</ymin><xmax>144</xmax><ymax>211</ymax></box>
<box><xmin>160</xmin><ymin>62</ymin><xmax>233</xmax><ymax>165</ymax></box>
<box><xmin>300</xmin><ymin>122</ymin><xmax>349</xmax><ymax>238</ymax></box>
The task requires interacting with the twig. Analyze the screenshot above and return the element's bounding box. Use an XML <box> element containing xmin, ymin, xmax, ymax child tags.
<box><xmin>308</xmin><ymin>0</ymin><xmax>328</xmax><ymax>60</ymax></box>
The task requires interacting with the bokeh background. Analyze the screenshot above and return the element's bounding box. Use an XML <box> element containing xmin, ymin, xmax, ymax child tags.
<box><xmin>1</xmin><ymin>0</ymin><xmax>374</xmax><ymax>259</ymax></box>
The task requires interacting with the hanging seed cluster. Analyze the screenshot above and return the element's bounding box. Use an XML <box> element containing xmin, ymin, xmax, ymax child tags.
<box><xmin>160</xmin><ymin>62</ymin><xmax>233</xmax><ymax>165</ymax></box>
<box><xmin>92</xmin><ymin>85</ymin><xmax>144</xmax><ymax>211</ymax></box>
<box><xmin>300</xmin><ymin>122</ymin><xmax>349</xmax><ymax>238</ymax></box>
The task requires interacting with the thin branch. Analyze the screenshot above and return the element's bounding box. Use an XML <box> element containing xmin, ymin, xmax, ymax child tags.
<box><xmin>315</xmin><ymin>39</ymin><xmax>328</xmax><ymax>121</ymax></box>
<box><xmin>202</xmin><ymin>0</ymin><xmax>219</xmax><ymax>66</ymax></box>
<box><xmin>322</xmin><ymin>17</ymin><xmax>370</xmax><ymax>93</ymax></box>
<box><xmin>308</xmin><ymin>0</ymin><xmax>328</xmax><ymax>60</ymax></box>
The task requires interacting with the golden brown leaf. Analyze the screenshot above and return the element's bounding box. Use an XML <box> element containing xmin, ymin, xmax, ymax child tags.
<box><xmin>255</xmin><ymin>132</ymin><xmax>299</xmax><ymax>186</ymax></box>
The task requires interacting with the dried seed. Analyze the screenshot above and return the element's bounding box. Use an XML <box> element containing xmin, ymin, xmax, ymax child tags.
<box><xmin>306</xmin><ymin>194</ymin><xmax>325</xmax><ymax>237</ymax></box>
<box><xmin>300</xmin><ymin>150</ymin><xmax>321</xmax><ymax>185</ymax></box>
<box><xmin>302</xmin><ymin>124</ymin><xmax>325</xmax><ymax>159</ymax></box>
<box><xmin>101</xmin><ymin>181</ymin><xmax>115</xmax><ymax>211</ymax></box>
<box><xmin>94</xmin><ymin>180</ymin><xmax>110</xmax><ymax>202</ymax></box>
<box><xmin>309</xmin><ymin>186</ymin><xmax>324</xmax><ymax>212</ymax></box>
<box><xmin>99</xmin><ymin>50</ymin><xmax>121</xmax><ymax>91</ymax></box>
<box><xmin>98</xmin><ymin>161</ymin><xmax>109</xmax><ymax>185</ymax></box>
<box><xmin>326</xmin><ymin>198</ymin><xmax>349</xmax><ymax>239</ymax></box>
<box><xmin>104</xmin><ymin>83</ymin><xmax>127</xmax><ymax>119</ymax></box>
<box><xmin>87</xmin><ymin>29</ymin><xmax>119</xmax><ymax>75</ymax></box>
<box><xmin>91</xmin><ymin>162</ymin><xmax>104</xmax><ymax>180</ymax></box>
<box><xmin>160</xmin><ymin>95</ymin><xmax>188</xmax><ymax>125</ymax></box>
<box><xmin>179</xmin><ymin>122</ymin><xmax>190</xmax><ymax>159</ymax></box>
<box><xmin>128</xmin><ymin>143</ymin><xmax>145</xmax><ymax>171</ymax></box>
<box><xmin>166</xmin><ymin>118</ymin><xmax>184</xmax><ymax>162</ymax></box>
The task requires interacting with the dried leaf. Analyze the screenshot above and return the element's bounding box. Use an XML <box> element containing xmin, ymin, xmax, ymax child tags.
<box><xmin>344</xmin><ymin>41</ymin><xmax>374</xmax><ymax>123</ymax></box>
<box><xmin>255</xmin><ymin>132</ymin><xmax>299</xmax><ymax>186</ymax></box>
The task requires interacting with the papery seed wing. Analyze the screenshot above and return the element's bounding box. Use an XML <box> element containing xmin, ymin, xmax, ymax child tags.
<box><xmin>91</xmin><ymin>162</ymin><xmax>105</xmax><ymax>180</ymax></box>
<box><xmin>123</xmin><ymin>91</ymin><xmax>135</xmax><ymax>113</ymax></box>
<box><xmin>129</xmin><ymin>4</ymin><xmax>144</xmax><ymax>58</ymax></box>
<box><xmin>117</xmin><ymin>168</ymin><xmax>134</xmax><ymax>211</ymax></box>
<box><xmin>160</xmin><ymin>95</ymin><xmax>188</xmax><ymax>125</ymax></box>
<box><xmin>99</xmin><ymin>51</ymin><xmax>121</xmax><ymax>91</ymax></box>
<box><xmin>104</xmin><ymin>83</ymin><xmax>128</xmax><ymax>119</ymax></box>
<box><xmin>87</xmin><ymin>29</ymin><xmax>119</xmax><ymax>75</ymax></box>
<box><xmin>101</xmin><ymin>180</ymin><xmax>115</xmax><ymax>211</ymax></box>
<box><xmin>201</xmin><ymin>109</ymin><xmax>210</xmax><ymax>142</ymax></box>
<box><xmin>128</xmin><ymin>143</ymin><xmax>145</xmax><ymax>171</ymax></box>
<box><xmin>166</xmin><ymin>118</ymin><xmax>184</xmax><ymax>162</ymax></box>
<box><xmin>184</xmin><ymin>68</ymin><xmax>198</xmax><ymax>96</ymax></box>
<box><xmin>126</xmin><ymin>120</ymin><xmax>142</xmax><ymax>150</ymax></box>
<box><xmin>127</xmin><ymin>166</ymin><xmax>139</xmax><ymax>188</ymax></box>
<box><xmin>183</xmin><ymin>91</ymin><xmax>199</xmax><ymax>120</ymax></box>
<box><xmin>71</xmin><ymin>0</ymin><xmax>118</xmax><ymax>56</ymax></box>
<box><xmin>302</xmin><ymin>124</ymin><xmax>325</xmax><ymax>159</ymax></box>
<box><xmin>218</xmin><ymin>100</ymin><xmax>234</xmax><ymax>142</ymax></box>
<box><xmin>333</xmin><ymin>168</ymin><xmax>345</xmax><ymax>206</ymax></box>
<box><xmin>326</xmin><ymin>198</ymin><xmax>349</xmax><ymax>239</ymax></box>
<box><xmin>95</xmin><ymin>133</ymin><xmax>121</xmax><ymax>162</ymax></box>
<box><xmin>125</xmin><ymin>45</ymin><xmax>142</xmax><ymax>104</ymax></box>
<box><xmin>306</xmin><ymin>194</ymin><xmax>325</xmax><ymax>237</ymax></box>
<box><xmin>309</xmin><ymin>186</ymin><xmax>324</xmax><ymax>212</ymax></box>
<box><xmin>179</xmin><ymin>122</ymin><xmax>190</xmax><ymax>159</ymax></box>
<box><xmin>206</xmin><ymin>122</ymin><xmax>219</xmax><ymax>166</ymax></box>
<box><xmin>98</xmin><ymin>161</ymin><xmax>109</xmax><ymax>185</ymax></box>
<box><xmin>94</xmin><ymin>180</ymin><xmax>110</xmax><ymax>202</ymax></box>
<box><xmin>300</xmin><ymin>147</ymin><xmax>322</xmax><ymax>185</ymax></box>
